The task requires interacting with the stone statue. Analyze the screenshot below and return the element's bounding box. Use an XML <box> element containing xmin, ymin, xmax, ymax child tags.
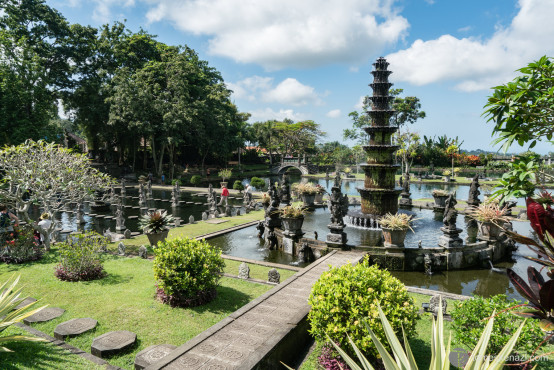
<box><xmin>268</xmin><ymin>268</ymin><xmax>280</xmax><ymax>284</ymax></box>
<box><xmin>115</xmin><ymin>203</ymin><xmax>125</xmax><ymax>230</ymax></box>
<box><xmin>256</xmin><ymin>221</ymin><xmax>265</xmax><ymax>238</ymax></box>
<box><xmin>429</xmin><ymin>294</ymin><xmax>447</xmax><ymax>315</ymax></box>
<box><xmin>121</xmin><ymin>178</ymin><xmax>126</xmax><ymax>197</ymax></box>
<box><xmin>443</xmin><ymin>194</ymin><xmax>458</xmax><ymax>230</ymax></box>
<box><xmin>238</xmin><ymin>262</ymin><xmax>250</xmax><ymax>279</ymax></box>
<box><xmin>398</xmin><ymin>175</ymin><xmax>403</xmax><ymax>188</ymax></box>
<box><xmin>138</xmin><ymin>245</ymin><xmax>148</xmax><ymax>259</ymax></box>
<box><xmin>265</xmin><ymin>230</ymin><xmax>278</xmax><ymax>250</ymax></box>
<box><xmin>189</xmin><ymin>215</ymin><xmax>195</xmax><ymax>224</ymax></box>
<box><xmin>333</xmin><ymin>172</ymin><xmax>342</xmax><ymax>188</ymax></box>
<box><xmin>280</xmin><ymin>174</ymin><xmax>290</xmax><ymax>205</ymax></box>
<box><xmin>118</xmin><ymin>242</ymin><xmax>126</xmax><ymax>256</ymax></box>
<box><xmin>403</xmin><ymin>173</ymin><xmax>410</xmax><ymax>193</ymax></box>
<box><xmin>268</xmin><ymin>181</ymin><xmax>280</xmax><ymax>208</ymax></box>
<box><xmin>467</xmin><ymin>175</ymin><xmax>481</xmax><ymax>206</ymax></box>
<box><xmin>124</xmin><ymin>229</ymin><xmax>132</xmax><ymax>239</ymax></box>
<box><xmin>298</xmin><ymin>242</ymin><xmax>315</xmax><ymax>263</ymax></box>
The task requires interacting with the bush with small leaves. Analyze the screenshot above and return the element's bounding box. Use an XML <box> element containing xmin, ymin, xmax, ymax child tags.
<box><xmin>153</xmin><ymin>237</ymin><xmax>225</xmax><ymax>307</ymax></box>
<box><xmin>451</xmin><ymin>294</ymin><xmax>544</xmax><ymax>357</ymax></box>
<box><xmin>308</xmin><ymin>258</ymin><xmax>418</xmax><ymax>360</ymax></box>
<box><xmin>250</xmin><ymin>177</ymin><xmax>265</xmax><ymax>190</ymax></box>
<box><xmin>0</xmin><ymin>225</ymin><xmax>43</xmax><ymax>264</ymax></box>
<box><xmin>55</xmin><ymin>232</ymin><xmax>106</xmax><ymax>281</ymax></box>
<box><xmin>233</xmin><ymin>180</ymin><xmax>244</xmax><ymax>192</ymax></box>
<box><xmin>190</xmin><ymin>175</ymin><xmax>202</xmax><ymax>186</ymax></box>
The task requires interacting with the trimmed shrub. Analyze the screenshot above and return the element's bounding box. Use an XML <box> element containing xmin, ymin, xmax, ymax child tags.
<box><xmin>190</xmin><ymin>175</ymin><xmax>202</xmax><ymax>186</ymax></box>
<box><xmin>250</xmin><ymin>177</ymin><xmax>265</xmax><ymax>190</ymax></box>
<box><xmin>308</xmin><ymin>259</ymin><xmax>418</xmax><ymax>360</ymax></box>
<box><xmin>232</xmin><ymin>180</ymin><xmax>244</xmax><ymax>192</ymax></box>
<box><xmin>55</xmin><ymin>232</ymin><xmax>106</xmax><ymax>281</ymax></box>
<box><xmin>171</xmin><ymin>179</ymin><xmax>182</xmax><ymax>186</ymax></box>
<box><xmin>0</xmin><ymin>225</ymin><xmax>43</xmax><ymax>264</ymax></box>
<box><xmin>153</xmin><ymin>237</ymin><xmax>225</xmax><ymax>307</ymax></box>
<box><xmin>451</xmin><ymin>294</ymin><xmax>544</xmax><ymax>357</ymax></box>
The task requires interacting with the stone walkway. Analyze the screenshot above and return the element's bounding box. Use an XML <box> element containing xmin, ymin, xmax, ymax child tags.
<box><xmin>144</xmin><ymin>250</ymin><xmax>365</xmax><ymax>370</ymax></box>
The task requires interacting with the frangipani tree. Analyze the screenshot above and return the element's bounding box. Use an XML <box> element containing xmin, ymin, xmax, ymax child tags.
<box><xmin>0</xmin><ymin>140</ymin><xmax>116</xmax><ymax>250</ymax></box>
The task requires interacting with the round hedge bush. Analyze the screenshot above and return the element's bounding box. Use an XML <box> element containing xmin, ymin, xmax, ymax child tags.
<box><xmin>451</xmin><ymin>294</ymin><xmax>544</xmax><ymax>357</ymax></box>
<box><xmin>153</xmin><ymin>237</ymin><xmax>225</xmax><ymax>307</ymax></box>
<box><xmin>233</xmin><ymin>180</ymin><xmax>244</xmax><ymax>192</ymax></box>
<box><xmin>190</xmin><ymin>175</ymin><xmax>202</xmax><ymax>186</ymax></box>
<box><xmin>249</xmin><ymin>177</ymin><xmax>265</xmax><ymax>190</ymax></box>
<box><xmin>308</xmin><ymin>259</ymin><xmax>418</xmax><ymax>360</ymax></box>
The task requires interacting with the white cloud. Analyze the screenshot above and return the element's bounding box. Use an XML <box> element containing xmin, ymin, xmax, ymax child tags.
<box><xmin>92</xmin><ymin>0</ymin><xmax>135</xmax><ymax>23</ymax></box>
<box><xmin>457</xmin><ymin>25</ymin><xmax>472</xmax><ymax>33</ymax></box>
<box><xmin>386</xmin><ymin>0</ymin><xmax>554</xmax><ymax>91</ymax></box>
<box><xmin>262</xmin><ymin>78</ymin><xmax>321</xmax><ymax>106</ymax></box>
<box><xmin>144</xmin><ymin>0</ymin><xmax>409</xmax><ymax>69</ymax></box>
<box><xmin>354</xmin><ymin>96</ymin><xmax>365</xmax><ymax>110</ymax></box>
<box><xmin>248</xmin><ymin>108</ymin><xmax>305</xmax><ymax>122</ymax></box>
<box><xmin>227</xmin><ymin>76</ymin><xmax>273</xmax><ymax>101</ymax></box>
<box><xmin>326</xmin><ymin>109</ymin><xmax>341</xmax><ymax>118</ymax></box>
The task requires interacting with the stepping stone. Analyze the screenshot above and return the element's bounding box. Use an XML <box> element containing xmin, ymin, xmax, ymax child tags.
<box><xmin>128</xmin><ymin>215</ymin><xmax>138</xmax><ymax>219</ymax></box>
<box><xmin>15</xmin><ymin>297</ymin><xmax>36</xmax><ymax>310</ymax></box>
<box><xmin>148</xmin><ymin>208</ymin><xmax>156</xmax><ymax>211</ymax></box>
<box><xmin>95</xmin><ymin>215</ymin><xmax>105</xmax><ymax>218</ymax></box>
<box><xmin>186</xmin><ymin>202</ymin><xmax>194</xmax><ymax>205</ymax></box>
<box><xmin>54</xmin><ymin>318</ymin><xmax>97</xmax><ymax>340</ymax></box>
<box><xmin>154</xmin><ymin>198</ymin><xmax>162</xmax><ymax>201</ymax></box>
<box><xmin>104</xmin><ymin>216</ymin><xmax>114</xmax><ymax>219</ymax></box>
<box><xmin>24</xmin><ymin>307</ymin><xmax>65</xmax><ymax>325</ymax></box>
<box><xmin>131</xmin><ymin>232</ymin><xmax>140</xmax><ymax>236</ymax></box>
<box><xmin>134</xmin><ymin>344</ymin><xmax>177</xmax><ymax>370</ymax></box>
<box><xmin>89</xmin><ymin>213</ymin><xmax>97</xmax><ymax>217</ymax></box>
<box><xmin>91</xmin><ymin>330</ymin><xmax>137</xmax><ymax>358</ymax></box>
<box><xmin>60</xmin><ymin>229</ymin><xmax>73</xmax><ymax>234</ymax></box>
<box><xmin>195</xmin><ymin>202</ymin><xmax>203</xmax><ymax>205</ymax></box>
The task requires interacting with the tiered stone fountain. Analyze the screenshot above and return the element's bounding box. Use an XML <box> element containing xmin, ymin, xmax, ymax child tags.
<box><xmin>347</xmin><ymin>57</ymin><xmax>401</xmax><ymax>241</ymax></box>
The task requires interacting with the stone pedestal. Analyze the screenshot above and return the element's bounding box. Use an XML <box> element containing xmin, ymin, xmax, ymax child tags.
<box><xmin>438</xmin><ymin>227</ymin><xmax>463</xmax><ymax>248</ymax></box>
<box><xmin>326</xmin><ymin>224</ymin><xmax>347</xmax><ymax>249</ymax></box>
<box><xmin>399</xmin><ymin>192</ymin><xmax>412</xmax><ymax>207</ymax></box>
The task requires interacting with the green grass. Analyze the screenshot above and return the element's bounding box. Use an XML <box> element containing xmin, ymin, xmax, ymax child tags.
<box><xmin>1</xmin><ymin>326</ymin><xmax>105</xmax><ymax>370</ymax></box>
<box><xmin>108</xmin><ymin>209</ymin><xmax>265</xmax><ymax>254</ymax></box>
<box><xmin>0</xmin><ymin>251</ymin><xmax>272</xmax><ymax>369</ymax></box>
<box><xmin>299</xmin><ymin>292</ymin><xmax>554</xmax><ymax>369</ymax></box>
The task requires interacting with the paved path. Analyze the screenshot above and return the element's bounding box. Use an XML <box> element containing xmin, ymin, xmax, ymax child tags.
<box><xmin>145</xmin><ymin>250</ymin><xmax>365</xmax><ymax>370</ymax></box>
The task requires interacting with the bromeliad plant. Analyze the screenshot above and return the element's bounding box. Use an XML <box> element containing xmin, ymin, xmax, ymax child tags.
<box><xmin>139</xmin><ymin>209</ymin><xmax>175</xmax><ymax>234</ymax></box>
<box><xmin>431</xmin><ymin>189</ymin><xmax>449</xmax><ymax>197</ymax></box>
<box><xmin>468</xmin><ymin>203</ymin><xmax>513</xmax><ymax>225</ymax></box>
<box><xmin>379</xmin><ymin>213</ymin><xmax>417</xmax><ymax>232</ymax></box>
<box><xmin>279</xmin><ymin>204</ymin><xmax>306</xmax><ymax>218</ymax></box>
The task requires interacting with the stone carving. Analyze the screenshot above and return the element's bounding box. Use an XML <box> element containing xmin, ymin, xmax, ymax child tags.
<box><xmin>279</xmin><ymin>174</ymin><xmax>291</xmax><ymax>206</ymax></box>
<box><xmin>399</xmin><ymin>172</ymin><xmax>412</xmax><ymax>206</ymax></box>
<box><xmin>327</xmin><ymin>173</ymin><xmax>348</xmax><ymax>249</ymax></box>
<box><xmin>202</xmin><ymin>212</ymin><xmax>208</xmax><ymax>221</ymax></box>
<box><xmin>429</xmin><ymin>294</ymin><xmax>447</xmax><ymax>315</ymax></box>
<box><xmin>134</xmin><ymin>344</ymin><xmax>177</xmax><ymax>370</ymax></box>
<box><xmin>256</xmin><ymin>221</ymin><xmax>265</xmax><ymax>238</ymax></box>
<box><xmin>264</xmin><ymin>230</ymin><xmax>278</xmax><ymax>250</ymax></box>
<box><xmin>443</xmin><ymin>194</ymin><xmax>458</xmax><ymax>230</ymax></box>
<box><xmin>189</xmin><ymin>215</ymin><xmax>195</xmax><ymax>224</ymax></box>
<box><xmin>24</xmin><ymin>307</ymin><xmax>65</xmax><ymax>325</ymax></box>
<box><xmin>91</xmin><ymin>330</ymin><xmax>137</xmax><ymax>358</ymax></box>
<box><xmin>467</xmin><ymin>175</ymin><xmax>481</xmax><ymax>208</ymax></box>
<box><xmin>171</xmin><ymin>186</ymin><xmax>178</xmax><ymax>207</ymax></box>
<box><xmin>298</xmin><ymin>242</ymin><xmax>315</xmax><ymax>263</ymax></box>
<box><xmin>75</xmin><ymin>202</ymin><xmax>86</xmax><ymax>224</ymax></box>
<box><xmin>147</xmin><ymin>180</ymin><xmax>152</xmax><ymax>198</ymax></box>
<box><xmin>118</xmin><ymin>242</ymin><xmax>125</xmax><ymax>256</ymax></box>
<box><xmin>268</xmin><ymin>268</ymin><xmax>280</xmax><ymax>284</ymax></box>
<box><xmin>225</xmin><ymin>205</ymin><xmax>232</xmax><ymax>217</ymax></box>
<box><xmin>124</xmin><ymin>229</ymin><xmax>132</xmax><ymax>239</ymax></box>
<box><xmin>424</xmin><ymin>254</ymin><xmax>433</xmax><ymax>275</ymax></box>
<box><xmin>238</xmin><ymin>262</ymin><xmax>250</xmax><ymax>279</ymax></box>
<box><xmin>138</xmin><ymin>245</ymin><xmax>148</xmax><ymax>259</ymax></box>
<box><xmin>214</xmin><ymin>210</ymin><xmax>220</xmax><ymax>218</ymax></box>
<box><xmin>174</xmin><ymin>217</ymin><xmax>181</xmax><ymax>227</ymax></box>
<box><xmin>121</xmin><ymin>179</ymin><xmax>126</xmax><ymax>197</ymax></box>
<box><xmin>439</xmin><ymin>194</ymin><xmax>463</xmax><ymax>248</ymax></box>
<box><xmin>115</xmin><ymin>203</ymin><xmax>125</xmax><ymax>231</ymax></box>
<box><xmin>139</xmin><ymin>183</ymin><xmax>146</xmax><ymax>207</ymax></box>
<box><xmin>54</xmin><ymin>318</ymin><xmax>97</xmax><ymax>340</ymax></box>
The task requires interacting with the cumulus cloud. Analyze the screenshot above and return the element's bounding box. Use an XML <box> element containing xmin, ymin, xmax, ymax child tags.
<box><xmin>228</xmin><ymin>76</ymin><xmax>322</xmax><ymax>106</ymax></box>
<box><xmin>386</xmin><ymin>0</ymin><xmax>554</xmax><ymax>91</ymax></box>
<box><xmin>248</xmin><ymin>108</ymin><xmax>305</xmax><ymax>122</ymax></box>
<box><xmin>326</xmin><ymin>109</ymin><xmax>341</xmax><ymax>118</ymax></box>
<box><xmin>144</xmin><ymin>0</ymin><xmax>409</xmax><ymax>69</ymax></box>
<box><xmin>262</xmin><ymin>78</ymin><xmax>321</xmax><ymax>106</ymax></box>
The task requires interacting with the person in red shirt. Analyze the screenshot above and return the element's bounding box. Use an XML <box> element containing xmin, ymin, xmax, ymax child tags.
<box><xmin>218</xmin><ymin>186</ymin><xmax>229</xmax><ymax>206</ymax></box>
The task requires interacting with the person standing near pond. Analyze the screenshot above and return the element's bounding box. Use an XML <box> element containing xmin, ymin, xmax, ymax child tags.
<box><xmin>37</xmin><ymin>213</ymin><xmax>52</xmax><ymax>245</ymax></box>
<box><xmin>0</xmin><ymin>204</ymin><xmax>18</xmax><ymax>241</ymax></box>
<box><xmin>161</xmin><ymin>173</ymin><xmax>165</xmax><ymax>185</ymax></box>
<box><xmin>218</xmin><ymin>185</ymin><xmax>229</xmax><ymax>206</ymax></box>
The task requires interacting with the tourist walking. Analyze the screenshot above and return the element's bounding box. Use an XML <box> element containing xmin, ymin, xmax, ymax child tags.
<box><xmin>218</xmin><ymin>186</ymin><xmax>229</xmax><ymax>206</ymax></box>
<box><xmin>245</xmin><ymin>184</ymin><xmax>253</xmax><ymax>204</ymax></box>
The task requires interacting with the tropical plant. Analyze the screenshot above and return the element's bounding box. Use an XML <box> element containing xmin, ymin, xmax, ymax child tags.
<box><xmin>250</xmin><ymin>177</ymin><xmax>266</xmax><ymax>190</ymax></box>
<box><xmin>308</xmin><ymin>260</ymin><xmax>418</xmax><ymax>360</ymax></box>
<box><xmin>451</xmin><ymin>295</ymin><xmax>544</xmax><ymax>357</ymax></box>
<box><xmin>491</xmin><ymin>153</ymin><xmax>540</xmax><ymax>201</ymax></box>
<box><xmin>295</xmin><ymin>183</ymin><xmax>319</xmax><ymax>195</ymax></box>
<box><xmin>431</xmin><ymin>189</ymin><xmax>449</xmax><ymax>197</ymax></box>
<box><xmin>171</xmin><ymin>179</ymin><xmax>182</xmax><ymax>186</ymax></box>
<box><xmin>190</xmin><ymin>175</ymin><xmax>202</xmax><ymax>186</ymax></box>
<box><xmin>218</xmin><ymin>169</ymin><xmax>232</xmax><ymax>182</ymax></box>
<box><xmin>468</xmin><ymin>203</ymin><xmax>513</xmax><ymax>224</ymax></box>
<box><xmin>324</xmin><ymin>301</ymin><xmax>526</xmax><ymax>370</ymax></box>
<box><xmin>261</xmin><ymin>193</ymin><xmax>271</xmax><ymax>205</ymax></box>
<box><xmin>442</xmin><ymin>170</ymin><xmax>451</xmax><ymax>177</ymax></box>
<box><xmin>153</xmin><ymin>237</ymin><xmax>225</xmax><ymax>307</ymax></box>
<box><xmin>279</xmin><ymin>204</ymin><xmax>306</xmax><ymax>218</ymax></box>
<box><xmin>55</xmin><ymin>232</ymin><xmax>107</xmax><ymax>282</ymax></box>
<box><xmin>378</xmin><ymin>213</ymin><xmax>416</xmax><ymax>232</ymax></box>
<box><xmin>0</xmin><ymin>275</ymin><xmax>48</xmax><ymax>352</ymax></box>
<box><xmin>232</xmin><ymin>180</ymin><xmax>244</xmax><ymax>193</ymax></box>
<box><xmin>139</xmin><ymin>209</ymin><xmax>175</xmax><ymax>234</ymax></box>
<box><xmin>0</xmin><ymin>225</ymin><xmax>42</xmax><ymax>264</ymax></box>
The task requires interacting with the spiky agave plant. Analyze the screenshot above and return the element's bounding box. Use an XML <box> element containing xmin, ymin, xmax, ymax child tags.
<box><xmin>139</xmin><ymin>209</ymin><xmax>175</xmax><ymax>234</ymax></box>
<box><xmin>0</xmin><ymin>274</ymin><xmax>48</xmax><ymax>352</ymax></box>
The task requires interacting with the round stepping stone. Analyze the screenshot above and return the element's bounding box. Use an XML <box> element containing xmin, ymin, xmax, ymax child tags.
<box><xmin>134</xmin><ymin>344</ymin><xmax>177</xmax><ymax>370</ymax></box>
<box><xmin>24</xmin><ymin>307</ymin><xmax>65</xmax><ymax>325</ymax></box>
<box><xmin>91</xmin><ymin>330</ymin><xmax>137</xmax><ymax>358</ymax></box>
<box><xmin>15</xmin><ymin>297</ymin><xmax>36</xmax><ymax>310</ymax></box>
<box><xmin>54</xmin><ymin>318</ymin><xmax>98</xmax><ymax>340</ymax></box>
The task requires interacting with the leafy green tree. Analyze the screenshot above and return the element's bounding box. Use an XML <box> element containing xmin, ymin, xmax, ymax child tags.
<box><xmin>484</xmin><ymin>56</ymin><xmax>554</xmax><ymax>153</ymax></box>
<box><xmin>273</xmin><ymin>120</ymin><xmax>325</xmax><ymax>163</ymax></box>
<box><xmin>394</xmin><ymin>130</ymin><xmax>420</xmax><ymax>174</ymax></box>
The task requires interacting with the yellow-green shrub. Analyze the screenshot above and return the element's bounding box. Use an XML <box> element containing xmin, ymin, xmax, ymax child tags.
<box><xmin>308</xmin><ymin>259</ymin><xmax>418</xmax><ymax>360</ymax></box>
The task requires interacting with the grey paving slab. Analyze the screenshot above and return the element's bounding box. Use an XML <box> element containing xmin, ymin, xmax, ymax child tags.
<box><xmin>15</xmin><ymin>297</ymin><xmax>36</xmax><ymax>310</ymax></box>
<box><xmin>91</xmin><ymin>330</ymin><xmax>136</xmax><ymax>358</ymax></box>
<box><xmin>135</xmin><ymin>344</ymin><xmax>177</xmax><ymax>370</ymax></box>
<box><xmin>24</xmin><ymin>307</ymin><xmax>65</xmax><ymax>325</ymax></box>
<box><xmin>54</xmin><ymin>318</ymin><xmax>97</xmax><ymax>340</ymax></box>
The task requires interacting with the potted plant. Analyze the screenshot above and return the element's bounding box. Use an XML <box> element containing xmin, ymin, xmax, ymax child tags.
<box><xmin>218</xmin><ymin>169</ymin><xmax>232</xmax><ymax>188</ymax></box>
<box><xmin>296</xmin><ymin>183</ymin><xmax>318</xmax><ymax>207</ymax></box>
<box><xmin>279</xmin><ymin>204</ymin><xmax>306</xmax><ymax>236</ymax></box>
<box><xmin>468</xmin><ymin>203</ymin><xmax>513</xmax><ymax>240</ymax></box>
<box><xmin>432</xmin><ymin>189</ymin><xmax>450</xmax><ymax>208</ymax></box>
<box><xmin>379</xmin><ymin>213</ymin><xmax>416</xmax><ymax>248</ymax></box>
<box><xmin>314</xmin><ymin>184</ymin><xmax>326</xmax><ymax>203</ymax></box>
<box><xmin>442</xmin><ymin>170</ymin><xmax>451</xmax><ymax>182</ymax></box>
<box><xmin>139</xmin><ymin>209</ymin><xmax>175</xmax><ymax>246</ymax></box>
<box><xmin>261</xmin><ymin>193</ymin><xmax>271</xmax><ymax>210</ymax></box>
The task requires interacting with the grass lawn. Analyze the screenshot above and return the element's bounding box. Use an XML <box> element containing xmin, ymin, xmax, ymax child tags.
<box><xmin>0</xmin><ymin>249</ymin><xmax>275</xmax><ymax>369</ymax></box>
<box><xmin>299</xmin><ymin>292</ymin><xmax>554</xmax><ymax>369</ymax></box>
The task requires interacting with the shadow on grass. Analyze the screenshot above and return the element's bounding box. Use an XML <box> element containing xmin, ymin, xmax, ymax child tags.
<box><xmin>408</xmin><ymin>338</ymin><xmax>432</xmax><ymax>369</ymax></box>
<box><xmin>190</xmin><ymin>285</ymin><xmax>252</xmax><ymax>315</ymax></box>
<box><xmin>0</xmin><ymin>340</ymin><xmax>98</xmax><ymax>370</ymax></box>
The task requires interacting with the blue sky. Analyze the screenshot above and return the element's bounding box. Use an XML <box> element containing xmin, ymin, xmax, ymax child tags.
<box><xmin>48</xmin><ymin>0</ymin><xmax>554</xmax><ymax>154</ymax></box>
